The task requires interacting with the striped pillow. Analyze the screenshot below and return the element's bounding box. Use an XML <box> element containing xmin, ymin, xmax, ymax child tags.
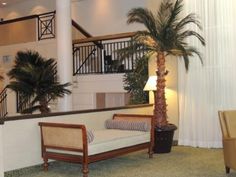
<box><xmin>105</xmin><ymin>119</ymin><xmax>150</xmax><ymax>132</ymax></box>
<box><xmin>87</xmin><ymin>130</ymin><xmax>94</xmax><ymax>143</ymax></box>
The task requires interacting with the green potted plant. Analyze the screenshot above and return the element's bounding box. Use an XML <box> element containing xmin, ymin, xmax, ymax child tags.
<box><xmin>7</xmin><ymin>50</ymin><xmax>71</xmax><ymax>114</ymax></box>
<box><xmin>120</xmin><ymin>0</ymin><xmax>205</xmax><ymax>153</ymax></box>
<box><xmin>123</xmin><ymin>55</ymin><xmax>149</xmax><ymax>104</ymax></box>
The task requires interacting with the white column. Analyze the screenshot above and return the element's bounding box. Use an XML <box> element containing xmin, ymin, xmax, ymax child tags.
<box><xmin>0</xmin><ymin>123</ymin><xmax>4</xmax><ymax>177</ymax></box>
<box><xmin>56</xmin><ymin>0</ymin><xmax>73</xmax><ymax>111</ymax></box>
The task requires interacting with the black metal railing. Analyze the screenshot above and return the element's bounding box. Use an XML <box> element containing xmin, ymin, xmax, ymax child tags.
<box><xmin>73</xmin><ymin>44</ymin><xmax>102</xmax><ymax>75</ymax></box>
<box><xmin>73</xmin><ymin>32</ymin><xmax>145</xmax><ymax>75</ymax></box>
<box><xmin>38</xmin><ymin>11</ymin><xmax>56</xmax><ymax>40</ymax></box>
<box><xmin>0</xmin><ymin>87</ymin><xmax>8</xmax><ymax>117</ymax></box>
<box><xmin>16</xmin><ymin>93</ymin><xmax>31</xmax><ymax>113</ymax></box>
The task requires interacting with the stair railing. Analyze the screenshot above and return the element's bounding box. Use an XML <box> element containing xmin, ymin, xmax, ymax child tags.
<box><xmin>16</xmin><ymin>93</ymin><xmax>32</xmax><ymax>113</ymax></box>
<box><xmin>0</xmin><ymin>87</ymin><xmax>8</xmax><ymax>117</ymax></box>
<box><xmin>73</xmin><ymin>44</ymin><xmax>102</xmax><ymax>75</ymax></box>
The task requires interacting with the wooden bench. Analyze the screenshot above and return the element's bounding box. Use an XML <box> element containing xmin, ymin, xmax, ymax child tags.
<box><xmin>38</xmin><ymin>113</ymin><xmax>154</xmax><ymax>177</ymax></box>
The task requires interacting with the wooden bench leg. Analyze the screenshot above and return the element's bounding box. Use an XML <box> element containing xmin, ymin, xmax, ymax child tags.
<box><xmin>43</xmin><ymin>157</ymin><xmax>49</xmax><ymax>171</ymax></box>
<box><xmin>148</xmin><ymin>145</ymin><xmax>153</xmax><ymax>158</ymax></box>
<box><xmin>82</xmin><ymin>163</ymin><xmax>89</xmax><ymax>177</ymax></box>
<box><xmin>225</xmin><ymin>166</ymin><xmax>230</xmax><ymax>174</ymax></box>
<box><xmin>148</xmin><ymin>150</ymin><xmax>153</xmax><ymax>158</ymax></box>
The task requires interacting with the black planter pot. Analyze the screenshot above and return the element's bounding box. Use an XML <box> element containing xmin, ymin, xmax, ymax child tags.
<box><xmin>153</xmin><ymin>124</ymin><xmax>177</xmax><ymax>153</ymax></box>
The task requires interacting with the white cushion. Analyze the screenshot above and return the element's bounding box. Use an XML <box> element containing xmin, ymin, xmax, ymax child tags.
<box><xmin>88</xmin><ymin>129</ymin><xmax>150</xmax><ymax>155</ymax></box>
<box><xmin>47</xmin><ymin>129</ymin><xmax>150</xmax><ymax>156</ymax></box>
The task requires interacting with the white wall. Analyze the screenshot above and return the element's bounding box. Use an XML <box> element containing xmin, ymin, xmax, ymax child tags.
<box><xmin>72</xmin><ymin>74</ymin><xmax>126</xmax><ymax>110</ymax></box>
<box><xmin>71</xmin><ymin>0</ymin><xmax>146</xmax><ymax>36</ymax></box>
<box><xmin>2</xmin><ymin>106</ymin><xmax>152</xmax><ymax>172</ymax></box>
<box><xmin>6</xmin><ymin>90</ymin><xmax>17</xmax><ymax>116</ymax></box>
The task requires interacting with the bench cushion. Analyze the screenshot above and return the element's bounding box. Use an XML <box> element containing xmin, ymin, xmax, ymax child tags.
<box><xmin>105</xmin><ymin>119</ymin><xmax>150</xmax><ymax>132</ymax></box>
<box><xmin>88</xmin><ymin>129</ymin><xmax>150</xmax><ymax>155</ymax></box>
<box><xmin>46</xmin><ymin>129</ymin><xmax>150</xmax><ymax>156</ymax></box>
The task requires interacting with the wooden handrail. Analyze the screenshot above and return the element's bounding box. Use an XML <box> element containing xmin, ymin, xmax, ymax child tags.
<box><xmin>0</xmin><ymin>11</ymin><xmax>56</xmax><ymax>25</ymax></box>
<box><xmin>0</xmin><ymin>15</ymin><xmax>38</xmax><ymax>25</ymax></box>
<box><xmin>72</xmin><ymin>19</ymin><xmax>92</xmax><ymax>38</ymax></box>
<box><xmin>73</xmin><ymin>32</ymin><xmax>136</xmax><ymax>44</ymax></box>
<box><xmin>72</xmin><ymin>19</ymin><xmax>102</xmax><ymax>47</ymax></box>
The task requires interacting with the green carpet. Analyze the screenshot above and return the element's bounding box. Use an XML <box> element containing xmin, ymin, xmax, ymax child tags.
<box><xmin>5</xmin><ymin>146</ymin><xmax>236</xmax><ymax>177</ymax></box>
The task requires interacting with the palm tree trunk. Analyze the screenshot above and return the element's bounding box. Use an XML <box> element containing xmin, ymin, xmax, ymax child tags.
<box><xmin>39</xmin><ymin>98</ymin><xmax>50</xmax><ymax>114</ymax></box>
<box><xmin>154</xmin><ymin>52</ymin><xmax>168</xmax><ymax>128</ymax></box>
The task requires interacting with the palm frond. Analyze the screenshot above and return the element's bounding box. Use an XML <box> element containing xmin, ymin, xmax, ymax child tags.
<box><xmin>133</xmin><ymin>31</ymin><xmax>162</xmax><ymax>47</ymax></box>
<box><xmin>168</xmin><ymin>45</ymin><xmax>203</xmax><ymax>70</ymax></box>
<box><xmin>175</xmin><ymin>44</ymin><xmax>190</xmax><ymax>70</ymax></box>
<box><xmin>158</xmin><ymin>0</ymin><xmax>173</xmax><ymax>26</ymax></box>
<box><xmin>178</xmin><ymin>30</ymin><xmax>205</xmax><ymax>46</ymax></box>
<box><xmin>127</xmin><ymin>8</ymin><xmax>159</xmax><ymax>37</ymax></box>
<box><xmin>21</xmin><ymin>105</ymin><xmax>41</xmax><ymax>114</ymax></box>
<box><xmin>7</xmin><ymin>81</ymin><xmax>34</xmax><ymax>94</ymax></box>
<box><xmin>45</xmin><ymin>82</ymin><xmax>72</xmax><ymax>99</ymax></box>
<box><xmin>117</xmin><ymin>41</ymin><xmax>151</xmax><ymax>59</ymax></box>
<box><xmin>166</xmin><ymin>0</ymin><xmax>183</xmax><ymax>28</ymax></box>
<box><xmin>123</xmin><ymin>0</ymin><xmax>205</xmax><ymax>70</ymax></box>
<box><xmin>175</xmin><ymin>13</ymin><xmax>202</xmax><ymax>31</ymax></box>
<box><xmin>30</xmin><ymin>94</ymin><xmax>42</xmax><ymax>107</ymax></box>
<box><xmin>185</xmin><ymin>46</ymin><xmax>204</xmax><ymax>65</ymax></box>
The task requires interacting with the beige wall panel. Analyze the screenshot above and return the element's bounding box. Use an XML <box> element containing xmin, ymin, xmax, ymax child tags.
<box><xmin>96</xmin><ymin>93</ymin><xmax>105</xmax><ymax>109</ymax></box>
<box><xmin>0</xmin><ymin>19</ymin><xmax>36</xmax><ymax>46</ymax></box>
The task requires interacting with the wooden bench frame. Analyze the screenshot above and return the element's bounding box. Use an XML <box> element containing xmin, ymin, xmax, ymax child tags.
<box><xmin>38</xmin><ymin>113</ymin><xmax>154</xmax><ymax>177</ymax></box>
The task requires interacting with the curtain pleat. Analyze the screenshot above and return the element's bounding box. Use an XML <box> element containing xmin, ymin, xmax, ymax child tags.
<box><xmin>178</xmin><ymin>0</ymin><xmax>236</xmax><ymax>148</ymax></box>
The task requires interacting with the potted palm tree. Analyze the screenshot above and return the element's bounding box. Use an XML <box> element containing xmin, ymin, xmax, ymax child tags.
<box><xmin>7</xmin><ymin>50</ymin><xmax>71</xmax><ymax>114</ymax></box>
<box><xmin>120</xmin><ymin>0</ymin><xmax>205</xmax><ymax>153</ymax></box>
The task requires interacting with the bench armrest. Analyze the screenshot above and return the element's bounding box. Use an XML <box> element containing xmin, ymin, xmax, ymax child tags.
<box><xmin>38</xmin><ymin>122</ymin><xmax>88</xmax><ymax>153</ymax></box>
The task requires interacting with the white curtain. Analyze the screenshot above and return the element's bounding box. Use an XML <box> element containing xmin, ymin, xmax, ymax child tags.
<box><xmin>178</xmin><ymin>0</ymin><xmax>236</xmax><ymax>148</ymax></box>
